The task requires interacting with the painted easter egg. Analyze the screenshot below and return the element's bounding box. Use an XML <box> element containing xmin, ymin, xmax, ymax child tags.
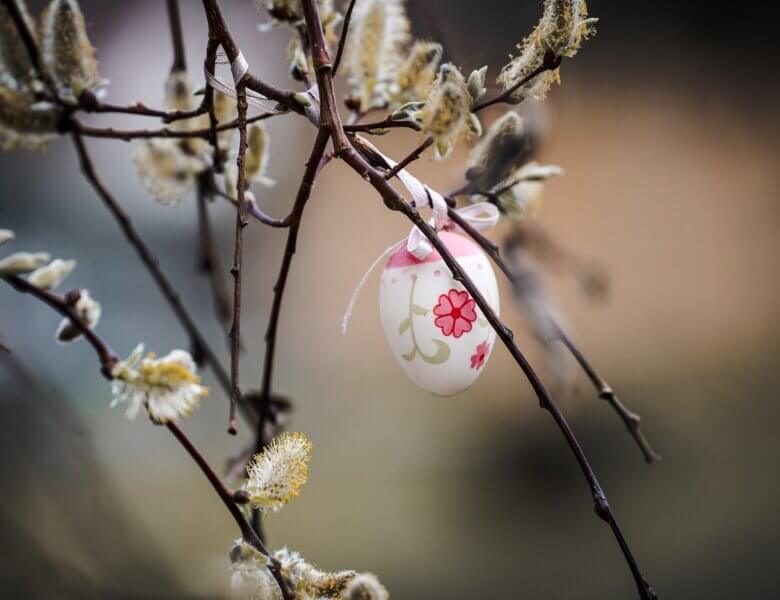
<box><xmin>379</xmin><ymin>231</ymin><xmax>500</xmax><ymax>396</ymax></box>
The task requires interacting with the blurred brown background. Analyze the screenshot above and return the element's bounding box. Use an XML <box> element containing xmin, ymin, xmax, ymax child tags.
<box><xmin>1</xmin><ymin>1</ymin><xmax>779</xmax><ymax>598</ymax></box>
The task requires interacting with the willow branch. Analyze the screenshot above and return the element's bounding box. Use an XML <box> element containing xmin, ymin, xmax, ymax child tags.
<box><xmin>1</xmin><ymin>275</ymin><xmax>117</xmax><ymax>376</ymax></box>
<box><xmin>383</xmin><ymin>136</ymin><xmax>434</xmax><ymax>179</ymax></box>
<box><xmin>197</xmin><ymin>173</ymin><xmax>233</xmax><ymax>336</ymax></box>
<box><xmin>166</xmin><ymin>0</ymin><xmax>187</xmax><ymax>72</ymax></box>
<box><xmin>343</xmin><ymin>119</ymin><xmax>421</xmax><ymax>133</ymax></box>
<box><xmin>557</xmin><ymin>329</ymin><xmax>661</xmax><ymax>463</ymax></box>
<box><xmin>200</xmin><ymin>0</ymin><xmax>301</xmax><ymax>114</ymax></box>
<box><xmin>300</xmin><ymin>2</ymin><xmax>655</xmax><ymax>597</ymax></box>
<box><xmin>211</xmin><ymin>188</ymin><xmax>291</xmax><ymax>228</ymax></box>
<box><xmin>331</xmin><ymin>0</ymin><xmax>356</xmax><ymax>76</ymax></box>
<box><xmin>472</xmin><ymin>52</ymin><xmax>562</xmax><ymax>113</ymax></box>
<box><xmin>166</xmin><ymin>422</ymin><xmax>292</xmax><ymax>600</ymax></box>
<box><xmin>69</xmin><ymin>127</ymin><xmax>233</xmax><ymax>400</ymax></box>
<box><xmin>447</xmin><ymin>208</ymin><xmax>660</xmax><ymax>464</ymax></box>
<box><xmin>227</xmin><ymin>81</ymin><xmax>249</xmax><ymax>435</ymax></box>
<box><xmin>73</xmin><ymin>110</ymin><xmax>283</xmax><ymax>142</ymax></box>
<box><xmin>1</xmin><ymin>269</ymin><xmax>289</xmax><ymax>598</ymax></box>
<box><xmin>249</xmin><ymin>127</ymin><xmax>330</xmax><ymax>537</ymax></box>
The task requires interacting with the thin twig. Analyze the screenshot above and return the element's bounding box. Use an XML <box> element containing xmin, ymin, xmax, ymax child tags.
<box><xmin>227</xmin><ymin>81</ymin><xmax>249</xmax><ymax>435</ymax></box>
<box><xmin>557</xmin><ymin>329</ymin><xmax>661</xmax><ymax>464</ymax></box>
<box><xmin>258</xmin><ymin>128</ymin><xmax>330</xmax><ymax>425</ymax></box>
<box><xmin>211</xmin><ymin>188</ymin><xmax>291</xmax><ymax>228</ymax></box>
<box><xmin>300</xmin><ymin>3</ymin><xmax>656</xmax><ymax>597</ymax></box>
<box><xmin>166</xmin><ymin>0</ymin><xmax>187</xmax><ymax>72</ymax></box>
<box><xmin>1</xmin><ymin>275</ymin><xmax>117</xmax><ymax>376</ymax></box>
<box><xmin>73</xmin><ymin>111</ymin><xmax>283</xmax><ymax>142</ymax></box>
<box><xmin>472</xmin><ymin>52</ymin><xmax>562</xmax><ymax>113</ymax></box>
<box><xmin>69</xmin><ymin>127</ymin><xmax>233</xmax><ymax>399</ymax></box>
<box><xmin>1</xmin><ymin>270</ymin><xmax>290</xmax><ymax>598</ymax></box>
<box><xmin>384</xmin><ymin>136</ymin><xmax>434</xmax><ymax>180</ymax></box>
<box><xmin>343</xmin><ymin>118</ymin><xmax>421</xmax><ymax>133</ymax></box>
<box><xmin>196</xmin><ymin>173</ymin><xmax>233</xmax><ymax>336</ymax></box>
<box><xmin>200</xmin><ymin>0</ymin><xmax>301</xmax><ymax>114</ymax></box>
<box><xmin>447</xmin><ymin>208</ymin><xmax>660</xmax><ymax>464</ymax></box>
<box><xmin>331</xmin><ymin>0</ymin><xmax>356</xmax><ymax>76</ymax></box>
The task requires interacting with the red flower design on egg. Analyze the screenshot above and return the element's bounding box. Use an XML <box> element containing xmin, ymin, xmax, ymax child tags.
<box><xmin>433</xmin><ymin>289</ymin><xmax>477</xmax><ymax>338</ymax></box>
<box><xmin>470</xmin><ymin>341</ymin><xmax>490</xmax><ymax>370</ymax></box>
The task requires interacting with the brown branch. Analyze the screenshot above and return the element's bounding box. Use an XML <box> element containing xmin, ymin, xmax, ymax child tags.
<box><xmin>200</xmin><ymin>0</ymin><xmax>301</xmax><ymax>114</ymax></box>
<box><xmin>251</xmin><ymin>127</ymin><xmax>331</xmax><ymax>538</ymax></box>
<box><xmin>227</xmin><ymin>81</ymin><xmax>249</xmax><ymax>436</ymax></box>
<box><xmin>69</xmin><ymin>127</ymin><xmax>233</xmax><ymax>400</ymax></box>
<box><xmin>3</xmin><ymin>268</ymin><xmax>289</xmax><ymax>597</ymax></box>
<box><xmin>196</xmin><ymin>173</ymin><xmax>233</xmax><ymax>335</ymax></box>
<box><xmin>557</xmin><ymin>329</ymin><xmax>661</xmax><ymax>464</ymax></box>
<box><xmin>166</xmin><ymin>0</ymin><xmax>187</xmax><ymax>72</ymax></box>
<box><xmin>332</xmin><ymin>0</ymin><xmax>357</xmax><ymax>76</ymax></box>
<box><xmin>383</xmin><ymin>136</ymin><xmax>434</xmax><ymax>180</ymax></box>
<box><xmin>300</xmin><ymin>2</ymin><xmax>656</xmax><ymax>597</ymax></box>
<box><xmin>1</xmin><ymin>275</ymin><xmax>117</xmax><ymax>377</ymax></box>
<box><xmin>73</xmin><ymin>110</ymin><xmax>283</xmax><ymax>142</ymax></box>
<box><xmin>211</xmin><ymin>188</ymin><xmax>291</xmax><ymax>228</ymax></box>
<box><xmin>166</xmin><ymin>422</ymin><xmax>292</xmax><ymax>600</ymax></box>
<box><xmin>343</xmin><ymin>118</ymin><xmax>421</xmax><ymax>133</ymax></box>
<box><xmin>258</xmin><ymin>128</ymin><xmax>330</xmax><ymax>426</ymax></box>
<box><xmin>472</xmin><ymin>52</ymin><xmax>562</xmax><ymax>113</ymax></box>
<box><xmin>3</xmin><ymin>271</ymin><xmax>289</xmax><ymax>599</ymax></box>
<box><xmin>447</xmin><ymin>209</ymin><xmax>660</xmax><ymax>464</ymax></box>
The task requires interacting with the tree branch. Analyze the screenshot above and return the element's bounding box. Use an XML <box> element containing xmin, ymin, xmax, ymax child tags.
<box><xmin>472</xmin><ymin>52</ymin><xmax>562</xmax><ymax>113</ymax></box>
<box><xmin>447</xmin><ymin>208</ymin><xmax>660</xmax><ymax>464</ymax></box>
<box><xmin>73</xmin><ymin>110</ymin><xmax>284</xmax><ymax>142</ymax></box>
<box><xmin>332</xmin><ymin>0</ymin><xmax>357</xmax><ymax>77</ymax></box>
<box><xmin>1</xmin><ymin>275</ymin><xmax>117</xmax><ymax>376</ymax></box>
<box><xmin>196</xmin><ymin>173</ymin><xmax>233</xmax><ymax>337</ymax></box>
<box><xmin>166</xmin><ymin>0</ymin><xmax>187</xmax><ymax>72</ymax></box>
<box><xmin>227</xmin><ymin>81</ymin><xmax>249</xmax><ymax>435</ymax></box>
<box><xmin>1</xmin><ymin>270</ymin><xmax>290</xmax><ymax>599</ymax></box>
<box><xmin>383</xmin><ymin>136</ymin><xmax>434</xmax><ymax>180</ymax></box>
<box><xmin>300</xmin><ymin>2</ymin><xmax>656</xmax><ymax>597</ymax></box>
<box><xmin>69</xmin><ymin>127</ymin><xmax>234</xmax><ymax>402</ymax></box>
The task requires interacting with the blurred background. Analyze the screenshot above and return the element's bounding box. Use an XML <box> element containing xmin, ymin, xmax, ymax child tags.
<box><xmin>1</xmin><ymin>1</ymin><xmax>779</xmax><ymax>598</ymax></box>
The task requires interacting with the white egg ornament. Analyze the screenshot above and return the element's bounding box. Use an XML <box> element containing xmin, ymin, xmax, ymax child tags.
<box><xmin>379</xmin><ymin>231</ymin><xmax>500</xmax><ymax>396</ymax></box>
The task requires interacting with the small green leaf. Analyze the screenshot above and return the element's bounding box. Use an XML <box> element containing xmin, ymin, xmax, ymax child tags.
<box><xmin>420</xmin><ymin>339</ymin><xmax>451</xmax><ymax>365</ymax></box>
<box><xmin>402</xmin><ymin>348</ymin><xmax>417</xmax><ymax>361</ymax></box>
<box><xmin>411</xmin><ymin>304</ymin><xmax>429</xmax><ymax>316</ymax></box>
<box><xmin>398</xmin><ymin>318</ymin><xmax>411</xmax><ymax>335</ymax></box>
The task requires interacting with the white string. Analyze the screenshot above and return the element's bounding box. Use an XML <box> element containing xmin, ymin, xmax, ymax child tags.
<box><xmin>341</xmin><ymin>240</ymin><xmax>404</xmax><ymax>334</ymax></box>
<box><xmin>203</xmin><ymin>62</ymin><xmax>278</xmax><ymax>112</ymax></box>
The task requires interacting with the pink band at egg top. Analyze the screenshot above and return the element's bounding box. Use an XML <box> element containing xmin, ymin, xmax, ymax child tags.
<box><xmin>385</xmin><ymin>231</ymin><xmax>482</xmax><ymax>269</ymax></box>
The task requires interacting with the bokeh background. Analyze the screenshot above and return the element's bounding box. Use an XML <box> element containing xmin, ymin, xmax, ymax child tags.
<box><xmin>1</xmin><ymin>1</ymin><xmax>779</xmax><ymax>598</ymax></box>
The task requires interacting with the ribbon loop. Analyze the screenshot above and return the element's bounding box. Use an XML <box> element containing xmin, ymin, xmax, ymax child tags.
<box><xmin>342</xmin><ymin>143</ymin><xmax>501</xmax><ymax>334</ymax></box>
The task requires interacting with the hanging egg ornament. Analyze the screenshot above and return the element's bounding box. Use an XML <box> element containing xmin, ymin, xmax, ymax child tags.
<box><xmin>379</xmin><ymin>231</ymin><xmax>500</xmax><ymax>396</ymax></box>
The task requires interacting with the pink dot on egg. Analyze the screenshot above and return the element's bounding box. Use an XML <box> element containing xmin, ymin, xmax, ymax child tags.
<box><xmin>410</xmin><ymin>273</ymin><xmax>417</xmax><ymax>281</ymax></box>
<box><xmin>434</xmin><ymin>270</ymin><xmax>441</xmax><ymax>277</ymax></box>
<box><xmin>391</xmin><ymin>277</ymin><xmax>397</xmax><ymax>284</ymax></box>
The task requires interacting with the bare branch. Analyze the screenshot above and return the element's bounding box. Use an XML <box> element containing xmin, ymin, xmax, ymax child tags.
<box><xmin>332</xmin><ymin>0</ymin><xmax>357</xmax><ymax>76</ymax></box>
<box><xmin>447</xmin><ymin>208</ymin><xmax>660</xmax><ymax>464</ymax></box>
<box><xmin>384</xmin><ymin>136</ymin><xmax>434</xmax><ymax>180</ymax></box>
<box><xmin>1</xmin><ymin>275</ymin><xmax>117</xmax><ymax>376</ymax></box>
<box><xmin>299</xmin><ymin>2</ymin><xmax>656</xmax><ymax>596</ymax></box>
<box><xmin>227</xmin><ymin>81</ymin><xmax>249</xmax><ymax>436</ymax></box>
<box><xmin>166</xmin><ymin>0</ymin><xmax>187</xmax><ymax>72</ymax></box>
<box><xmin>69</xmin><ymin>127</ymin><xmax>233</xmax><ymax>401</ymax></box>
